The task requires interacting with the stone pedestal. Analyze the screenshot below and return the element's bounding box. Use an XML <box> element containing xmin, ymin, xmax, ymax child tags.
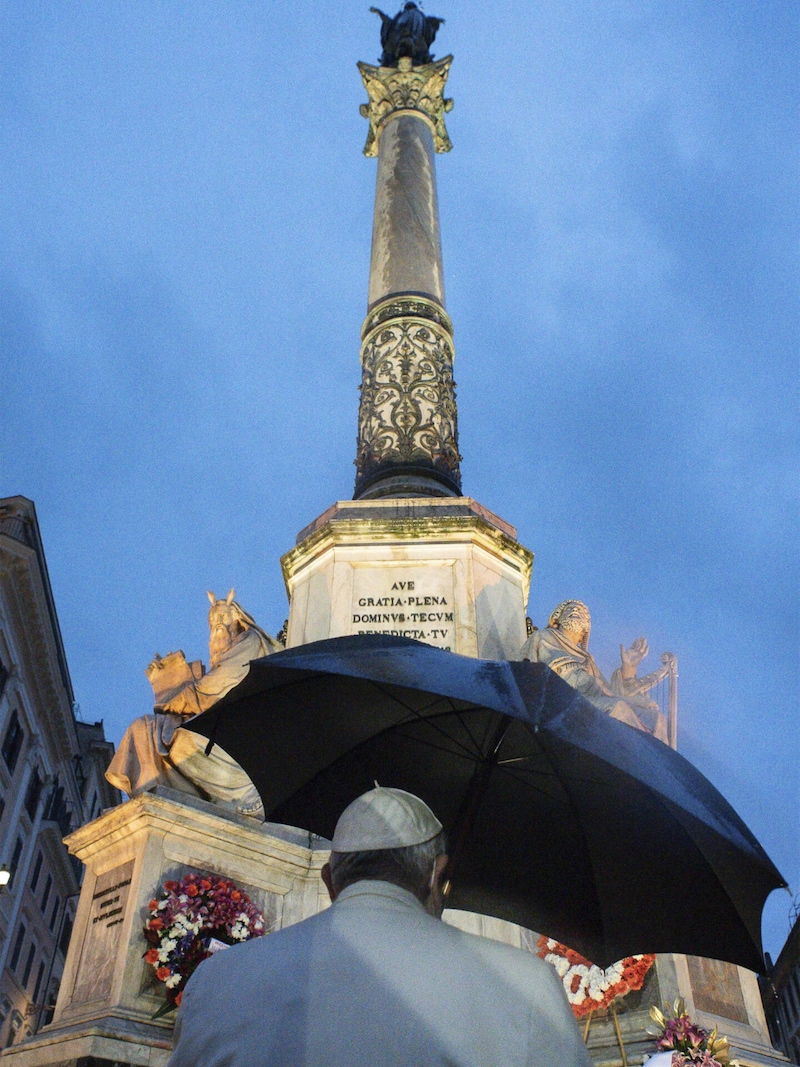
<box><xmin>580</xmin><ymin>952</ymin><xmax>789</xmax><ymax>1067</ymax></box>
<box><xmin>1</xmin><ymin>789</ymin><xmax>329</xmax><ymax>1067</ymax></box>
<box><xmin>281</xmin><ymin>497</ymin><xmax>534</xmax><ymax>660</ymax></box>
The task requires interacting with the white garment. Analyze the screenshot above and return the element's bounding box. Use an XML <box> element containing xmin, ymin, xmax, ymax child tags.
<box><xmin>169</xmin><ymin>879</ymin><xmax>593</xmax><ymax>1067</ymax></box>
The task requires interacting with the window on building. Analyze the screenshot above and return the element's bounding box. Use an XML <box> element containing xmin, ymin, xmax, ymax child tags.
<box><xmin>40</xmin><ymin>874</ymin><xmax>52</xmax><ymax>914</ymax></box>
<box><xmin>9</xmin><ymin>835</ymin><xmax>23</xmax><ymax>887</ymax></box>
<box><xmin>5</xmin><ymin>1011</ymin><xmax>22</xmax><ymax>1049</ymax></box>
<box><xmin>1</xmin><ymin>711</ymin><xmax>23</xmax><ymax>774</ymax></box>
<box><xmin>24</xmin><ymin>770</ymin><xmax>42</xmax><ymax>820</ymax></box>
<box><xmin>45</xmin><ymin>780</ymin><xmax>72</xmax><ymax>836</ymax></box>
<box><xmin>29</xmin><ymin>852</ymin><xmax>43</xmax><ymax>893</ymax></box>
<box><xmin>71</xmin><ymin>753</ymin><xmax>87</xmax><ymax>795</ymax></box>
<box><xmin>32</xmin><ymin>961</ymin><xmax>45</xmax><ymax>1007</ymax></box>
<box><xmin>0</xmin><ymin>661</ymin><xmax>9</xmax><ymax>702</ymax></box>
<box><xmin>21</xmin><ymin>942</ymin><xmax>36</xmax><ymax>988</ymax></box>
<box><xmin>42</xmin><ymin>982</ymin><xmax>58</xmax><ymax>1028</ymax></box>
<box><xmin>58</xmin><ymin>915</ymin><xmax>73</xmax><ymax>957</ymax></box>
<box><xmin>9</xmin><ymin>922</ymin><xmax>26</xmax><ymax>972</ymax></box>
<box><xmin>49</xmin><ymin>894</ymin><xmax>60</xmax><ymax>933</ymax></box>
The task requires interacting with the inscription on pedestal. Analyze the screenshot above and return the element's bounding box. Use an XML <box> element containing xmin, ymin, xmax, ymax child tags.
<box><xmin>71</xmin><ymin>860</ymin><xmax>135</xmax><ymax>1007</ymax></box>
<box><xmin>351</xmin><ymin>567</ymin><xmax>456</xmax><ymax>650</ymax></box>
<box><xmin>687</xmin><ymin>956</ymin><xmax>749</xmax><ymax>1024</ymax></box>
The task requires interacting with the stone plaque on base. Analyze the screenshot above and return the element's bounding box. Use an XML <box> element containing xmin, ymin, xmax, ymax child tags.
<box><xmin>282</xmin><ymin>497</ymin><xmax>534</xmax><ymax>660</ymax></box>
<box><xmin>1</xmin><ymin>789</ymin><xmax>329</xmax><ymax>1067</ymax></box>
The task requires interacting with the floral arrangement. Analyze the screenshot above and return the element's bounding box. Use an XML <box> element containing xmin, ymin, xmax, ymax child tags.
<box><xmin>649</xmin><ymin>999</ymin><xmax>734</xmax><ymax>1066</ymax></box>
<box><xmin>537</xmin><ymin>936</ymin><xmax>656</xmax><ymax>1019</ymax></box>
<box><xmin>144</xmin><ymin>872</ymin><xmax>266</xmax><ymax>1015</ymax></box>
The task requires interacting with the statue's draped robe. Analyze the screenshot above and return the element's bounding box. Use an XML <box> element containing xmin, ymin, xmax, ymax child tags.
<box><xmin>521</xmin><ymin>627</ymin><xmax>668</xmax><ymax>742</ymax></box>
<box><xmin>106</xmin><ymin>627</ymin><xmax>274</xmax><ymax>809</ymax></box>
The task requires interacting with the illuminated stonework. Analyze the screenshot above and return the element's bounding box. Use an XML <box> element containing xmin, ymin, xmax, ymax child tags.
<box><xmin>355</xmin><ymin>298</ymin><xmax>461</xmax><ymax>498</ymax></box>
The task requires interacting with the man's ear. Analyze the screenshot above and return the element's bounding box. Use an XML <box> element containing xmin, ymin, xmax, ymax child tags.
<box><xmin>321</xmin><ymin>862</ymin><xmax>337</xmax><ymax>902</ymax></box>
<box><xmin>431</xmin><ymin>853</ymin><xmax>449</xmax><ymax>892</ymax></box>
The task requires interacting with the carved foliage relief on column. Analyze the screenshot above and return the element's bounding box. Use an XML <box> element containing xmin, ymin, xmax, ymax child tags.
<box><xmin>356</xmin><ymin>316</ymin><xmax>461</xmax><ymax>488</ymax></box>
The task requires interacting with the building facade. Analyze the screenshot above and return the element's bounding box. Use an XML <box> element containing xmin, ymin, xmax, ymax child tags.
<box><xmin>0</xmin><ymin>497</ymin><xmax>118</xmax><ymax>1049</ymax></box>
<box><xmin>762</xmin><ymin>916</ymin><xmax>800</xmax><ymax>1063</ymax></box>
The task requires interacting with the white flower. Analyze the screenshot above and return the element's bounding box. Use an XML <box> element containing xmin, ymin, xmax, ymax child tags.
<box><xmin>158</xmin><ymin>939</ymin><xmax>177</xmax><ymax>963</ymax></box>
<box><xmin>548</xmin><ymin>954</ymin><xmax>570</xmax><ymax>979</ymax></box>
<box><xmin>165</xmin><ymin>973</ymin><xmax>182</xmax><ymax>989</ymax></box>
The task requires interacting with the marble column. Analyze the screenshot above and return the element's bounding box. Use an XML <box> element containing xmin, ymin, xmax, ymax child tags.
<box><xmin>354</xmin><ymin>56</ymin><xmax>461</xmax><ymax>500</ymax></box>
<box><xmin>367</xmin><ymin>114</ymin><xmax>445</xmax><ymax>308</ymax></box>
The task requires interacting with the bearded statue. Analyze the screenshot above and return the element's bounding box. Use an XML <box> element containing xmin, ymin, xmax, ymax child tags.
<box><xmin>106</xmin><ymin>590</ymin><xmax>281</xmax><ymax>818</ymax></box>
<box><xmin>521</xmin><ymin>600</ymin><xmax>670</xmax><ymax>742</ymax></box>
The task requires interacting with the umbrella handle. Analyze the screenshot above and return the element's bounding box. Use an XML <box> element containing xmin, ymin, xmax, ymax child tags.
<box><xmin>443</xmin><ymin>714</ymin><xmax>512</xmax><ymax>894</ymax></box>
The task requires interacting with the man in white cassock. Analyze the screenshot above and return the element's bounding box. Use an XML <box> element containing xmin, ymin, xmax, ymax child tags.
<box><xmin>168</xmin><ymin>786</ymin><xmax>592</xmax><ymax>1067</ymax></box>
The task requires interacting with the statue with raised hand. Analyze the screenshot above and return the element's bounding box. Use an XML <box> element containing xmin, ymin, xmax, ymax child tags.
<box><xmin>106</xmin><ymin>589</ymin><xmax>281</xmax><ymax>817</ymax></box>
<box><xmin>371</xmin><ymin>3</ymin><xmax>444</xmax><ymax>67</ymax></box>
<box><xmin>521</xmin><ymin>600</ymin><xmax>670</xmax><ymax>742</ymax></box>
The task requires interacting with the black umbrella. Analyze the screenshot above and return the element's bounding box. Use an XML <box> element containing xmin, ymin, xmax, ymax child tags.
<box><xmin>185</xmin><ymin>633</ymin><xmax>785</xmax><ymax>971</ymax></box>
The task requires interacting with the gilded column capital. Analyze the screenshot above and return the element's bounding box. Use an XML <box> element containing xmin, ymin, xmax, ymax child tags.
<box><xmin>358</xmin><ymin>55</ymin><xmax>454</xmax><ymax>157</ymax></box>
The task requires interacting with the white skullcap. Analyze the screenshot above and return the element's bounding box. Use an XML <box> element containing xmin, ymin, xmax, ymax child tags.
<box><xmin>331</xmin><ymin>785</ymin><xmax>443</xmax><ymax>853</ymax></box>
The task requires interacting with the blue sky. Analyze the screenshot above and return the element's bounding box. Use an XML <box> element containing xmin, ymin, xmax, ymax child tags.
<box><xmin>1</xmin><ymin>2</ymin><xmax>797</xmax><ymax>958</ymax></box>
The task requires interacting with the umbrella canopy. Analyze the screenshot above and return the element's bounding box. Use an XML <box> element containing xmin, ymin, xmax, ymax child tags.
<box><xmin>185</xmin><ymin>634</ymin><xmax>785</xmax><ymax>971</ymax></box>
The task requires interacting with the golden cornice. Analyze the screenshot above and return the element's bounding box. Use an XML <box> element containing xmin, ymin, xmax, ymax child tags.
<box><xmin>358</xmin><ymin>55</ymin><xmax>454</xmax><ymax>157</ymax></box>
<box><xmin>281</xmin><ymin>514</ymin><xmax>534</xmax><ymax>597</ymax></box>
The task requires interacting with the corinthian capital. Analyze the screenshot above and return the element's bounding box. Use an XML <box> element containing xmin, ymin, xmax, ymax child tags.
<box><xmin>358</xmin><ymin>55</ymin><xmax>454</xmax><ymax>157</ymax></box>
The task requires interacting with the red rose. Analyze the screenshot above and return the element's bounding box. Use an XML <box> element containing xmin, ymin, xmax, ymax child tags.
<box><xmin>175</xmin><ymin>991</ymin><xmax>183</xmax><ymax>1007</ymax></box>
<box><xmin>156</xmin><ymin>966</ymin><xmax>171</xmax><ymax>981</ymax></box>
<box><xmin>200</xmin><ymin>879</ymin><xmax>212</xmax><ymax>891</ymax></box>
<box><xmin>186</xmin><ymin>884</ymin><xmax>199</xmax><ymax>897</ymax></box>
<box><xmin>149</xmin><ymin>917</ymin><xmax>164</xmax><ymax>930</ymax></box>
<box><xmin>145</xmin><ymin>949</ymin><xmax>160</xmax><ymax>965</ymax></box>
<box><xmin>231</xmin><ymin>890</ymin><xmax>242</xmax><ymax>902</ymax></box>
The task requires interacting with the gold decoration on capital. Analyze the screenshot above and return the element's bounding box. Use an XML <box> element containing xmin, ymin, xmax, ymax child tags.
<box><xmin>358</xmin><ymin>55</ymin><xmax>454</xmax><ymax>156</ymax></box>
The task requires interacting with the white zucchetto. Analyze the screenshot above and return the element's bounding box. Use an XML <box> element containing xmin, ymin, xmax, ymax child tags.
<box><xmin>331</xmin><ymin>785</ymin><xmax>443</xmax><ymax>852</ymax></box>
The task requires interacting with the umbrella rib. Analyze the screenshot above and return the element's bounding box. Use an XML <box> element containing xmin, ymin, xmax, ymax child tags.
<box><xmin>489</xmin><ymin>761</ymin><xmax>582</xmax><ymax>802</ymax></box>
<box><xmin>366</xmin><ymin>682</ymin><xmax>485</xmax><ymax>759</ymax></box>
<box><xmin>450</xmin><ymin>706</ymin><xmax>486</xmax><ymax>757</ymax></box>
<box><xmin>496</xmin><ymin>757</ymin><xmax>621</xmax><ymax>790</ymax></box>
<box><xmin>524</xmin><ymin>716</ymin><xmax>608</xmax><ymax>955</ymax></box>
<box><xmin>389</xmin><ymin>729</ymin><xmax>494</xmax><ymax>764</ymax></box>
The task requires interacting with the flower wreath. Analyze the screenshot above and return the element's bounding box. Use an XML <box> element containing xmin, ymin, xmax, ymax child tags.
<box><xmin>144</xmin><ymin>872</ymin><xmax>266</xmax><ymax>1015</ymax></box>
<box><xmin>537</xmin><ymin>935</ymin><xmax>656</xmax><ymax>1019</ymax></box>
